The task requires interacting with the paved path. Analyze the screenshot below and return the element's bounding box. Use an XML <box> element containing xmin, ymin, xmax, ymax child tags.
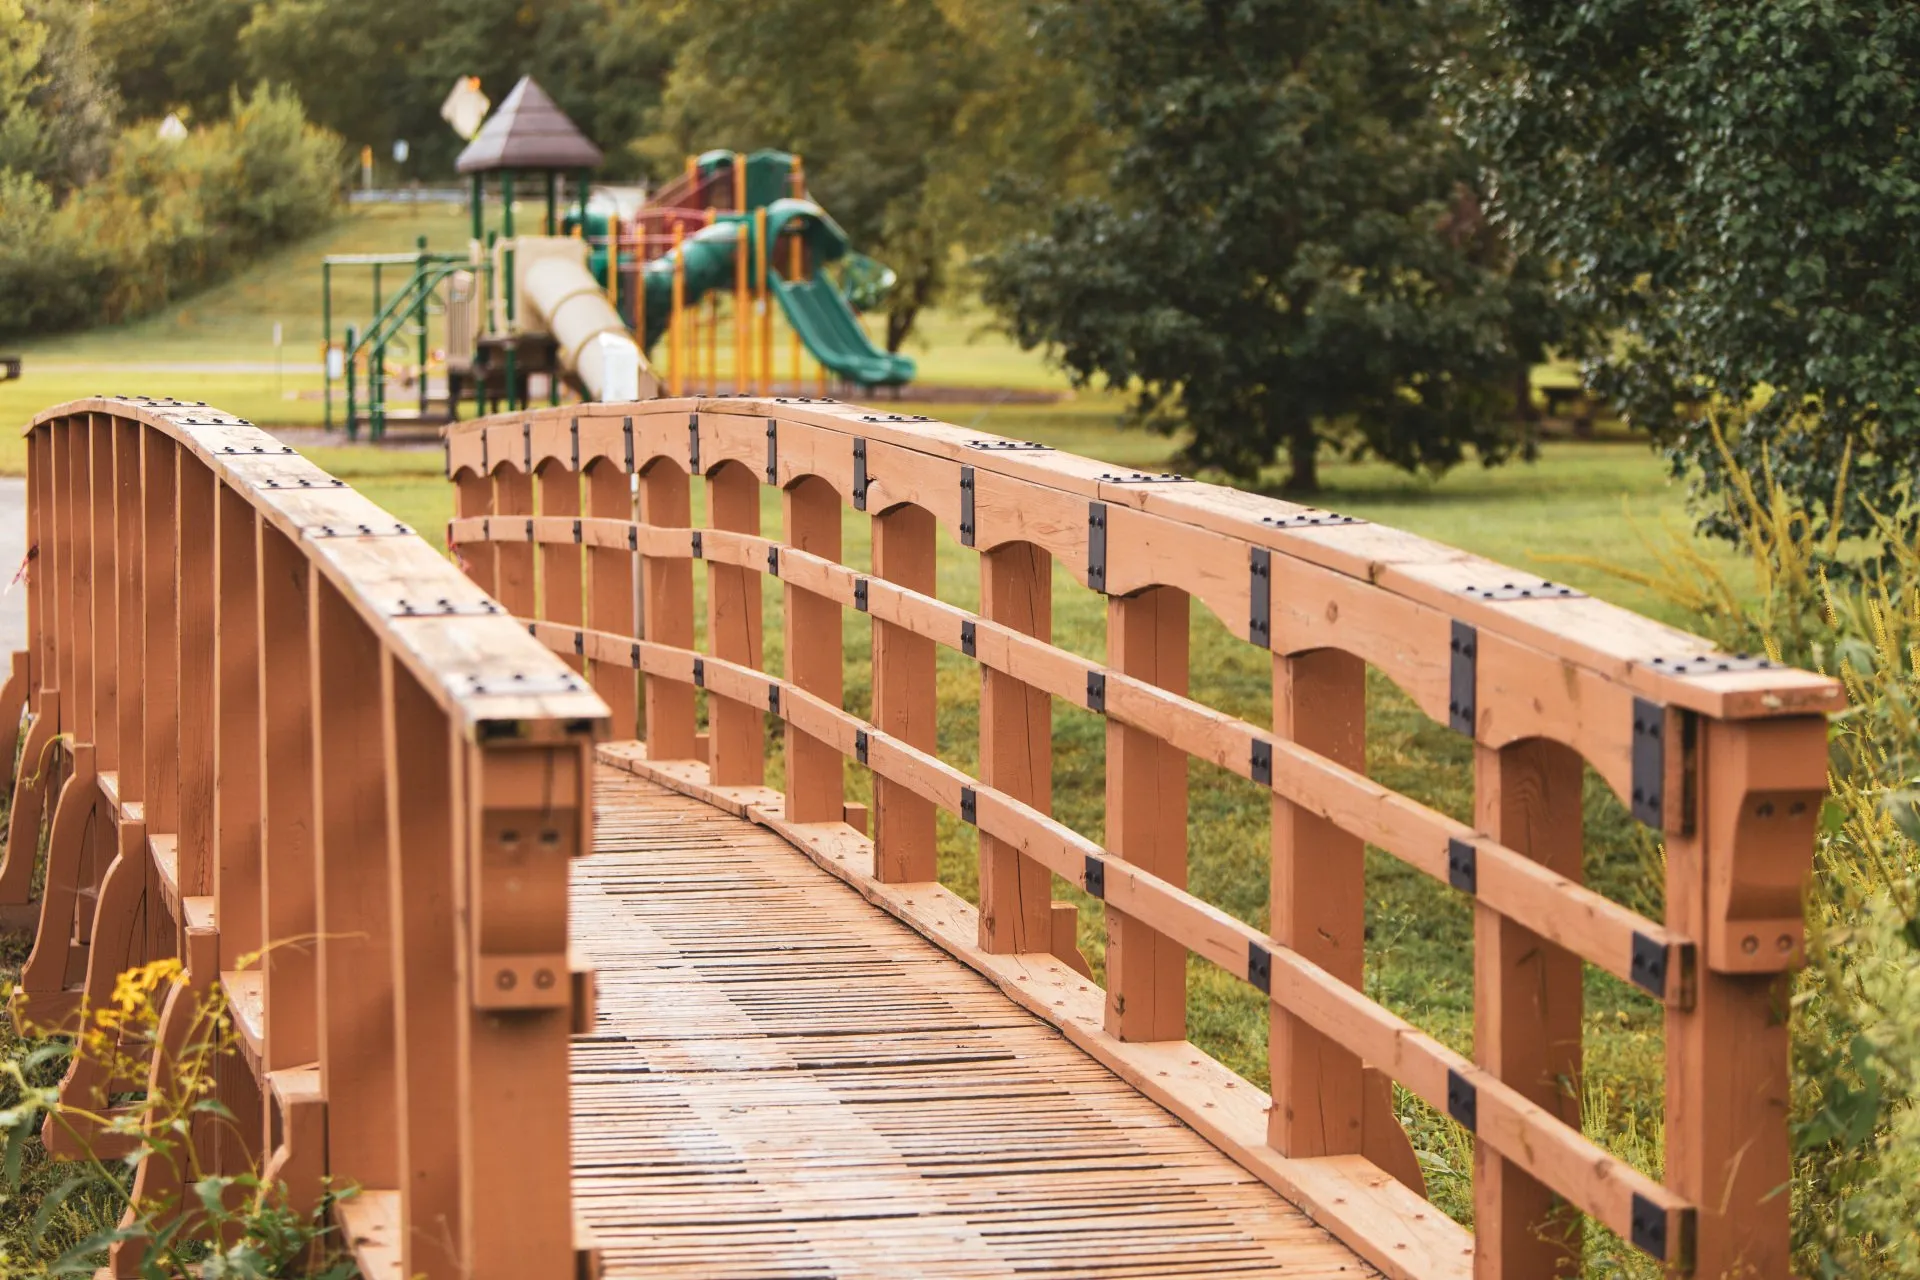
<box><xmin>0</xmin><ymin>478</ymin><xmax>24</xmax><ymax>656</ymax></box>
<box><xmin>574</xmin><ymin>766</ymin><xmax>1376</xmax><ymax>1279</ymax></box>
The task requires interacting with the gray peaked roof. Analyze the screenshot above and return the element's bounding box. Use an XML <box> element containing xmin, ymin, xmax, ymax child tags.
<box><xmin>455</xmin><ymin>76</ymin><xmax>603</xmax><ymax>174</ymax></box>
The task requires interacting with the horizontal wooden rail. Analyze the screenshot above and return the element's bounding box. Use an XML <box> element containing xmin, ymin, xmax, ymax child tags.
<box><xmin>446</xmin><ymin>396</ymin><xmax>1835</xmax><ymax>1280</ymax></box>
<box><xmin>0</xmin><ymin>397</ymin><xmax>607</xmax><ymax>1280</ymax></box>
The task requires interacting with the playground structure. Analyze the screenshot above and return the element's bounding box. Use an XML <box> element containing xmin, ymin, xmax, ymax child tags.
<box><xmin>3</xmin><ymin>389</ymin><xmax>1841</xmax><ymax>1278</ymax></box>
<box><xmin>325</xmin><ymin>78</ymin><xmax>914</xmax><ymax>440</ymax></box>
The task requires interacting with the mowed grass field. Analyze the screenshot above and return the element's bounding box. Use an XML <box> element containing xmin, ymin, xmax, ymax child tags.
<box><xmin>0</xmin><ymin>205</ymin><xmax>1738</xmax><ymax>1271</ymax></box>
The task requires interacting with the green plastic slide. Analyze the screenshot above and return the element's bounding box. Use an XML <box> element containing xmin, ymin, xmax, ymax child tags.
<box><xmin>770</xmin><ymin>269</ymin><xmax>914</xmax><ymax>387</ymax></box>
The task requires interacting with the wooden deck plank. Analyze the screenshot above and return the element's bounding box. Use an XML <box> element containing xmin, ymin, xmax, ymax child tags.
<box><xmin>575</xmin><ymin>768</ymin><xmax>1378</xmax><ymax>1279</ymax></box>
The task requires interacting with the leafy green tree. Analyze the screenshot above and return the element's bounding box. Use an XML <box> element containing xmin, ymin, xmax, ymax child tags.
<box><xmin>88</xmin><ymin>0</ymin><xmax>249</xmax><ymax>123</ymax></box>
<box><xmin>976</xmin><ymin>0</ymin><xmax>1557</xmax><ymax>490</ymax></box>
<box><xmin>1459</xmin><ymin>1</ymin><xmax>1920</xmax><ymax>545</ymax></box>
<box><xmin>639</xmin><ymin>0</ymin><xmax>1100</xmax><ymax>350</ymax></box>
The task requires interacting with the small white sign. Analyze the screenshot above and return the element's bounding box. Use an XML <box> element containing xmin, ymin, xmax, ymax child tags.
<box><xmin>325</xmin><ymin>345</ymin><xmax>345</xmax><ymax>379</ymax></box>
<box><xmin>392</xmin><ymin>139</ymin><xmax>410</xmax><ymax>164</ymax></box>
<box><xmin>441</xmin><ymin>77</ymin><xmax>490</xmax><ymax>141</ymax></box>
<box><xmin>597</xmin><ymin>334</ymin><xmax>642</xmax><ymax>402</ymax></box>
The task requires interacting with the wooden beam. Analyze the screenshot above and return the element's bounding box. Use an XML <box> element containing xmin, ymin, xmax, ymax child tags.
<box><xmin>782</xmin><ymin>475</ymin><xmax>843</xmax><ymax>823</ymax></box>
<box><xmin>870</xmin><ymin>503</ymin><xmax>938</xmax><ymax>882</ymax></box>
<box><xmin>705</xmin><ymin>461</ymin><xmax>764</xmax><ymax>785</ymax></box>
<box><xmin>978</xmin><ymin>542</ymin><xmax>1052</xmax><ymax>953</ymax></box>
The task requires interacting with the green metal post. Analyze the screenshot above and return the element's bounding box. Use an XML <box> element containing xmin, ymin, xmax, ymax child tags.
<box><xmin>344</xmin><ymin>324</ymin><xmax>358</xmax><ymax>441</ymax></box>
<box><xmin>501</xmin><ymin>171</ymin><xmax>515</xmax><ymax>238</ymax></box>
<box><xmin>471</xmin><ymin>173</ymin><xmax>484</xmax><ymax>241</ymax></box>
<box><xmin>546</xmin><ymin>171</ymin><xmax>557</xmax><ymax>234</ymax></box>
<box><xmin>371</xmin><ymin>262</ymin><xmax>384</xmax><ymax>431</ymax></box>
<box><xmin>322</xmin><ymin>260</ymin><xmax>333</xmax><ymax>430</ymax></box>
<box><xmin>417</xmin><ymin>235</ymin><xmax>430</xmax><ymax>419</ymax></box>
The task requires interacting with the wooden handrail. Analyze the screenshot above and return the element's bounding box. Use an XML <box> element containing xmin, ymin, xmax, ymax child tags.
<box><xmin>0</xmin><ymin>397</ymin><xmax>606</xmax><ymax>1280</ymax></box>
<box><xmin>447</xmin><ymin>396</ymin><xmax>1837</xmax><ymax>1279</ymax></box>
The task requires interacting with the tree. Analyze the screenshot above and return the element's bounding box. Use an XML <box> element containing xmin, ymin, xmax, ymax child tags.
<box><xmin>1459</xmin><ymin>1</ymin><xmax>1920</xmax><ymax>546</ymax></box>
<box><xmin>638</xmin><ymin>0</ymin><xmax>1101</xmax><ymax>350</ymax></box>
<box><xmin>974</xmin><ymin>0</ymin><xmax>1557</xmax><ymax>491</ymax></box>
<box><xmin>89</xmin><ymin>0</ymin><xmax>248</xmax><ymax>124</ymax></box>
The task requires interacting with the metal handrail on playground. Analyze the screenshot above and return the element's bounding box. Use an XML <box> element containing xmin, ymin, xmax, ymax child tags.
<box><xmin>445</xmin><ymin>395</ymin><xmax>1838</xmax><ymax>1280</ymax></box>
<box><xmin>0</xmin><ymin>397</ymin><xmax>605</xmax><ymax>1278</ymax></box>
<box><xmin>322</xmin><ymin>242</ymin><xmax>474</xmax><ymax>440</ymax></box>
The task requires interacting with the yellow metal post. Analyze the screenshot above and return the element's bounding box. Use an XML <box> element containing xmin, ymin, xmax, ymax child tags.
<box><xmin>705</xmin><ymin>209</ymin><xmax>719</xmax><ymax>395</ymax></box>
<box><xmin>733</xmin><ymin>155</ymin><xmax>749</xmax><ymax>394</ymax></box>
<box><xmin>756</xmin><ymin>206</ymin><xmax>772</xmax><ymax>395</ymax></box>
<box><xmin>789</xmin><ymin>157</ymin><xmax>805</xmax><ymax>392</ymax></box>
<box><xmin>670</xmin><ymin>221</ymin><xmax>686</xmax><ymax>397</ymax></box>
<box><xmin>608</xmin><ymin>215</ymin><xmax>619</xmax><ymax>314</ymax></box>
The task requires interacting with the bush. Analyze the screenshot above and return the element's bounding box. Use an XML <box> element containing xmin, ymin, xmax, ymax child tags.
<box><xmin>0</xmin><ymin>83</ymin><xmax>340</xmax><ymax>341</ymax></box>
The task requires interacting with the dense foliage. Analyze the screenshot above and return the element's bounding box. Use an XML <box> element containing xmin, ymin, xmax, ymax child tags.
<box><xmin>974</xmin><ymin>0</ymin><xmax>1562</xmax><ymax>489</ymax></box>
<box><xmin>1460</xmin><ymin>1</ymin><xmax>1920</xmax><ymax>547</ymax></box>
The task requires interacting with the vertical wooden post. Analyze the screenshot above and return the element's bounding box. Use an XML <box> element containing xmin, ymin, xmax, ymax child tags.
<box><xmin>454</xmin><ymin>470</ymin><xmax>497</xmax><ymax>595</ymax></box>
<box><xmin>978</xmin><ymin>542</ymin><xmax>1052</xmax><ymax>952</ymax></box>
<box><xmin>143</xmin><ymin>433</ymin><xmax>179</xmax><ymax>961</ymax></box>
<box><xmin>256</xmin><ymin>526</ymin><xmax>315</xmax><ymax>1073</ymax></box>
<box><xmin>68</xmin><ymin>417</ymin><xmax>94</xmax><ymax>754</ymax></box>
<box><xmin>53</xmin><ymin>422</ymin><xmax>73</xmax><ymax>730</ymax></box>
<box><xmin>1104</xmin><ymin>585</ymin><xmax>1189</xmax><ymax>1041</ymax></box>
<box><xmin>89</xmin><ymin>415</ymin><xmax>117</xmax><ymax>770</ymax></box>
<box><xmin>492</xmin><ymin>468</ymin><xmax>535</xmax><ymax>619</ymax></box>
<box><xmin>537</xmin><ymin>463</ymin><xmax>585</xmax><ymax>673</ymax></box>
<box><xmin>310</xmin><ymin>577</ymin><xmax>397</xmax><ymax>1190</ymax></box>
<box><xmin>782</xmin><ymin>475</ymin><xmax>843</xmax><ymax>823</ymax></box>
<box><xmin>382</xmin><ymin>654</ymin><xmax>463</xmax><ymax>1279</ymax></box>
<box><xmin>215</xmin><ymin>487</ymin><xmax>263</xmax><ymax>967</ymax></box>
<box><xmin>1667</xmin><ymin>715</ymin><xmax>1827</xmax><ymax>1279</ymax></box>
<box><xmin>640</xmin><ymin>461</ymin><xmax>697</xmax><ymax>758</ymax></box>
<box><xmin>113</xmin><ymin>419</ymin><xmax>144</xmax><ymax>807</ymax></box>
<box><xmin>1269</xmin><ymin>648</ymin><xmax>1420</xmax><ymax>1188</ymax></box>
<box><xmin>176</xmin><ymin>456</ymin><xmax>217</xmax><ymax>898</ymax></box>
<box><xmin>870</xmin><ymin>504</ymin><xmax>937</xmax><ymax>881</ymax></box>
<box><xmin>705</xmin><ymin>462</ymin><xmax>764</xmax><ymax>785</ymax></box>
<box><xmin>1473</xmin><ymin>738</ymin><xmax>1585</xmax><ymax>1277</ymax></box>
<box><xmin>585</xmin><ymin>460</ymin><xmax>638</xmax><ymax>738</ymax></box>
<box><xmin>456</xmin><ymin>740</ymin><xmax>582</xmax><ymax>1280</ymax></box>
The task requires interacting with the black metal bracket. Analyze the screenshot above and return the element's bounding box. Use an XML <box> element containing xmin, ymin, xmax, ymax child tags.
<box><xmin>1097</xmin><ymin>470</ymin><xmax>1188</xmax><ymax>484</ymax></box>
<box><xmin>522</xmin><ymin>420</ymin><xmax>532</xmax><ymax>472</ymax></box>
<box><xmin>1647</xmin><ymin>652</ymin><xmax>1776</xmax><ymax>676</ymax></box>
<box><xmin>570</xmin><ymin>417</ymin><xmax>580</xmax><ymax>469</ymax></box>
<box><xmin>852</xmin><ymin>439</ymin><xmax>869</xmax><ymax>511</ymax></box>
<box><xmin>1446</xmin><ymin>1068</ymin><xmax>1478</xmax><ymax>1131</ymax></box>
<box><xmin>1249</xmin><ymin>548</ymin><xmax>1272</xmax><ymax>647</ymax></box>
<box><xmin>767</xmin><ymin>684</ymin><xmax>781</xmax><ymax>717</ymax></box>
<box><xmin>687</xmin><ymin>413</ymin><xmax>700</xmax><ymax>473</ymax></box>
<box><xmin>1460</xmin><ymin>577</ymin><xmax>1584</xmax><ymax>602</ymax></box>
<box><xmin>858</xmin><ymin>413</ymin><xmax>932</xmax><ymax>424</ymax></box>
<box><xmin>623</xmin><ymin>416</ymin><xmax>634</xmax><ymax>470</ymax></box>
<box><xmin>1448</xmin><ymin>621</ymin><xmax>1477</xmax><ymax>735</ymax></box>
<box><xmin>692</xmin><ymin>657</ymin><xmax>704</xmax><ymax>688</ymax></box>
<box><xmin>481</xmin><ymin>431</ymin><xmax>489</xmax><ymax>475</ymax></box>
<box><xmin>305</xmin><ymin>522</ymin><xmax>413</xmax><ymax>539</ymax></box>
<box><xmin>1631</xmin><ymin>697</ymin><xmax>1665</xmax><ymax>827</ymax></box>
<box><xmin>1251</xmin><ymin>740</ymin><xmax>1273</xmax><ymax>786</ymax></box>
<box><xmin>961</xmin><ymin>621</ymin><xmax>976</xmax><ymax>657</ymax></box>
<box><xmin>214</xmin><ymin>444</ymin><xmax>296</xmax><ymax>457</ymax></box>
<box><xmin>627</xmin><ymin>526</ymin><xmax>638</xmax><ymax>551</ymax></box>
<box><xmin>1448</xmin><ymin>838</ymin><xmax>1478</xmax><ymax>894</ymax></box>
<box><xmin>525</xmin><ymin>517</ymin><xmax>534</xmax><ymax>543</ymax></box>
<box><xmin>767</xmin><ymin>547</ymin><xmax>780</xmax><ymax>578</ymax></box>
<box><xmin>573</xmin><ymin>630</ymin><xmax>585</xmax><ymax>656</ymax></box>
<box><xmin>854</xmin><ymin>578</ymin><xmax>869</xmax><ymax>612</ymax></box>
<box><xmin>1630</xmin><ymin>1193</ymin><xmax>1670</xmax><ymax>1262</ymax></box>
<box><xmin>1088</xmin><ymin>502</ymin><xmax>1108</xmax><ymax>593</ymax></box>
<box><xmin>259</xmin><ymin>477</ymin><xmax>346</xmax><ymax>490</ymax></box>
<box><xmin>959</xmin><ymin>465</ymin><xmax>976</xmax><ymax>547</ymax></box>
<box><xmin>1260</xmin><ymin>510</ymin><xmax>1366</xmax><ymax>529</ymax></box>
<box><xmin>765</xmin><ymin>417</ymin><xmax>778</xmax><ymax>484</ymax></box>
<box><xmin>571</xmin><ymin>518</ymin><xmax>582</xmax><ymax>544</ymax></box>
<box><xmin>855</xmin><ymin>729</ymin><xmax>869</xmax><ymax>765</ymax></box>
<box><xmin>1629</xmin><ymin>931</ymin><xmax>1669</xmax><ymax>997</ymax></box>
<box><xmin>964</xmin><ymin>438</ymin><xmax>1052</xmax><ymax>451</ymax></box>
<box><xmin>1247</xmin><ymin>942</ymin><xmax>1272</xmax><ymax>994</ymax></box>
<box><xmin>960</xmin><ymin>787</ymin><xmax>977</xmax><ymax>825</ymax></box>
<box><xmin>1086</xmin><ymin>671</ymin><xmax>1105</xmax><ymax>712</ymax></box>
<box><xmin>1084</xmin><ymin>855</ymin><xmax>1106</xmax><ymax>899</ymax></box>
<box><xmin>690</xmin><ymin>531</ymin><xmax>703</xmax><ymax>559</ymax></box>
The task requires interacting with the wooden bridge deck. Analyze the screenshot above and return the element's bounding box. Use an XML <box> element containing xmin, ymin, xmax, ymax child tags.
<box><xmin>573</xmin><ymin>766</ymin><xmax>1376</xmax><ymax>1279</ymax></box>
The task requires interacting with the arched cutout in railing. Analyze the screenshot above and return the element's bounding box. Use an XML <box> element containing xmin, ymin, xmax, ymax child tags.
<box><xmin>446</xmin><ymin>397</ymin><xmax>1837</xmax><ymax>1280</ymax></box>
<box><xmin>0</xmin><ymin>397</ymin><xmax>606</xmax><ymax>1280</ymax></box>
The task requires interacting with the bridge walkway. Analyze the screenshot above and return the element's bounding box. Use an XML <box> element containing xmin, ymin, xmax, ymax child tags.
<box><xmin>575</xmin><ymin>765</ymin><xmax>1374</xmax><ymax>1279</ymax></box>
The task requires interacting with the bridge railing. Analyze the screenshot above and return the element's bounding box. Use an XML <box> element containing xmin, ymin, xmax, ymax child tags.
<box><xmin>0</xmin><ymin>397</ymin><xmax>605</xmax><ymax>1279</ymax></box>
<box><xmin>447</xmin><ymin>396</ymin><xmax>1838</xmax><ymax>1280</ymax></box>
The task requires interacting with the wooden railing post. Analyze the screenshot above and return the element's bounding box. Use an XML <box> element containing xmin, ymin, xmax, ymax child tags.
<box><xmin>978</xmin><ymin>542</ymin><xmax>1052</xmax><ymax>953</ymax></box>
<box><xmin>310</xmin><ymin>577</ymin><xmax>397</xmax><ymax>1191</ymax></box>
<box><xmin>585</xmin><ymin>459</ymin><xmax>639</xmax><ymax>738</ymax></box>
<box><xmin>256</xmin><ymin>526</ymin><xmax>316</xmax><ymax>1080</ymax></box>
<box><xmin>870</xmin><ymin>504</ymin><xmax>937</xmax><ymax>880</ymax></box>
<box><xmin>1667</xmin><ymin>714</ymin><xmax>1827</xmax><ymax>1277</ymax></box>
<box><xmin>783</xmin><ymin>475</ymin><xmax>844</xmax><ymax>822</ymax></box>
<box><xmin>177</xmin><ymin>456</ymin><xmax>217</xmax><ymax>902</ymax></box>
<box><xmin>456</xmin><ymin>739</ymin><xmax>584</xmax><ymax>1280</ymax></box>
<box><xmin>536</xmin><ymin>462</ymin><xmax>584</xmax><ymax>673</ymax></box>
<box><xmin>142</xmin><ymin>433</ymin><xmax>179</xmax><ymax>961</ymax></box>
<box><xmin>1269</xmin><ymin>648</ymin><xmax>1421</xmax><ymax>1187</ymax></box>
<box><xmin>706</xmin><ymin>461</ymin><xmax>765</xmax><ymax>784</ymax></box>
<box><xmin>492</xmin><ymin>467</ymin><xmax>536</xmax><ymax>619</ymax></box>
<box><xmin>89</xmin><ymin>414</ymin><xmax>118</xmax><ymax>773</ymax></box>
<box><xmin>1104</xmin><ymin>585</ymin><xmax>1189</xmax><ymax>1041</ymax></box>
<box><xmin>382</xmin><ymin>653</ymin><xmax>463</xmax><ymax>1278</ymax></box>
<box><xmin>640</xmin><ymin>461</ymin><xmax>698</xmax><ymax>758</ymax></box>
<box><xmin>215</xmin><ymin>488</ymin><xmax>263</xmax><ymax>968</ymax></box>
<box><xmin>454</xmin><ymin>469</ymin><xmax>498</xmax><ymax>596</ymax></box>
<box><xmin>1473</xmin><ymin>737</ymin><xmax>1585</xmax><ymax>1276</ymax></box>
<box><xmin>113</xmin><ymin>418</ymin><xmax>144</xmax><ymax>813</ymax></box>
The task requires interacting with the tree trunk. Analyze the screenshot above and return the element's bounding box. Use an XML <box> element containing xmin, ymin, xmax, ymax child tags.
<box><xmin>1284</xmin><ymin>423</ymin><xmax>1320</xmax><ymax>493</ymax></box>
<box><xmin>885</xmin><ymin>304</ymin><xmax>919</xmax><ymax>354</ymax></box>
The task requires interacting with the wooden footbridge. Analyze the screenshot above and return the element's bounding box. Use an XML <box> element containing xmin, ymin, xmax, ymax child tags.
<box><xmin>1</xmin><ymin>395</ymin><xmax>1839</xmax><ymax>1278</ymax></box>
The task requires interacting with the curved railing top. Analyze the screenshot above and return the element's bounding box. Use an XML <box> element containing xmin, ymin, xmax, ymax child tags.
<box><xmin>445</xmin><ymin>394</ymin><xmax>1841</xmax><ymax>725</ymax></box>
<box><xmin>36</xmin><ymin>395</ymin><xmax>608</xmax><ymax>742</ymax></box>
